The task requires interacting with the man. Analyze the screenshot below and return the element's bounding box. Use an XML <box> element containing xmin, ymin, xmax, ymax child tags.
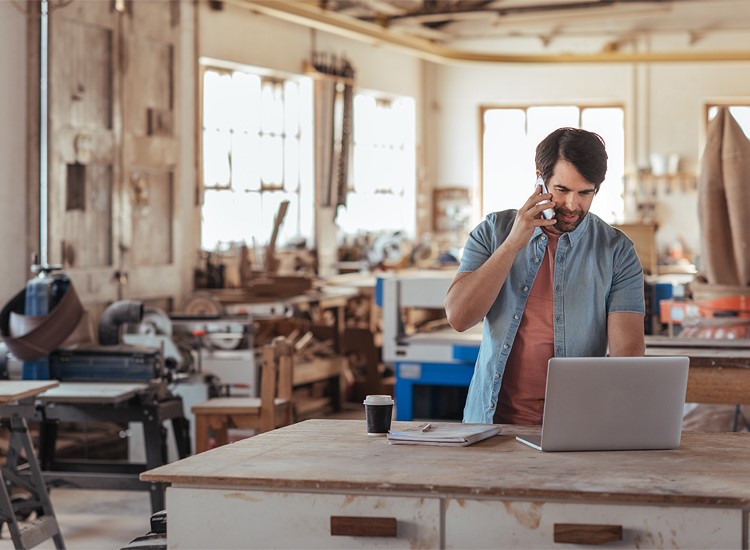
<box><xmin>445</xmin><ymin>127</ymin><xmax>645</xmax><ymax>425</ymax></box>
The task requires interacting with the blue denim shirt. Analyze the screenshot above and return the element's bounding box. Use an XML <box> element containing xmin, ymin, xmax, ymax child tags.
<box><xmin>459</xmin><ymin>210</ymin><xmax>645</xmax><ymax>424</ymax></box>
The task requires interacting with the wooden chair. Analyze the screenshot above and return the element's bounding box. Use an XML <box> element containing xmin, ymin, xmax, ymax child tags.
<box><xmin>192</xmin><ymin>337</ymin><xmax>295</xmax><ymax>453</ymax></box>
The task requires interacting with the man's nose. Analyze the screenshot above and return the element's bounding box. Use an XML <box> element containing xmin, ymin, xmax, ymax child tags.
<box><xmin>563</xmin><ymin>194</ymin><xmax>579</xmax><ymax>211</ymax></box>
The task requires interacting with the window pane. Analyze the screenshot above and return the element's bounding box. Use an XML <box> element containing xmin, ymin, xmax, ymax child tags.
<box><xmin>201</xmin><ymin>190</ymin><xmax>258</xmax><ymax>250</ymax></box>
<box><xmin>483</xmin><ymin>108</ymin><xmax>529</xmax><ymax>214</ymax></box>
<box><xmin>583</xmin><ymin>107</ymin><xmax>625</xmax><ymax>223</ymax></box>
<box><xmin>341</xmin><ymin>92</ymin><xmax>416</xmax><ymax>237</ymax></box>
<box><xmin>284</xmin><ymin>80</ymin><xmax>299</xmax><ymax>136</ymax></box>
<box><xmin>354</xmin><ymin>95</ymin><xmax>376</xmax><ymax>145</ymax></box>
<box><xmin>260</xmin><ymin>135</ymin><xmax>283</xmax><ymax>185</ymax></box>
<box><xmin>203</xmin><ymin>129</ymin><xmax>231</xmax><ymax>187</ymax></box>
<box><xmin>527</xmin><ymin>106</ymin><xmax>579</xmax><ymax>147</ymax></box>
<box><xmin>284</xmin><ymin>136</ymin><xmax>299</xmax><ymax>192</ymax></box>
<box><xmin>261</xmin><ymin>81</ymin><xmax>283</xmax><ymax>135</ymax></box>
<box><xmin>232</xmin><ymin>130</ymin><xmax>258</xmax><ymax>192</ymax></box>
<box><xmin>232</xmin><ymin>72</ymin><xmax>261</xmax><ymax>132</ymax></box>
<box><xmin>203</xmin><ymin>71</ymin><xmax>232</xmax><ymax>130</ymax></box>
<box><xmin>244</xmin><ymin>192</ymin><xmax>264</xmax><ymax>246</ymax></box>
<box><xmin>729</xmin><ymin>106</ymin><xmax>750</xmax><ymax>139</ymax></box>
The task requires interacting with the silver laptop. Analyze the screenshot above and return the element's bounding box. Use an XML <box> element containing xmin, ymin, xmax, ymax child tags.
<box><xmin>516</xmin><ymin>356</ymin><xmax>689</xmax><ymax>452</ymax></box>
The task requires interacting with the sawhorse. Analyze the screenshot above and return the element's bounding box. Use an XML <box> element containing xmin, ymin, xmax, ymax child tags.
<box><xmin>1</xmin><ymin>415</ymin><xmax>65</xmax><ymax>549</ymax></box>
<box><xmin>0</xmin><ymin>381</ymin><xmax>65</xmax><ymax>549</ymax></box>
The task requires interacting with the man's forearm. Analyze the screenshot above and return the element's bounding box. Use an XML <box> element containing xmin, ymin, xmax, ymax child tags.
<box><xmin>607</xmin><ymin>312</ymin><xmax>646</xmax><ymax>356</ymax></box>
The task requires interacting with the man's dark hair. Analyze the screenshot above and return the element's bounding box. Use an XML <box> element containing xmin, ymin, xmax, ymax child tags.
<box><xmin>535</xmin><ymin>127</ymin><xmax>608</xmax><ymax>191</ymax></box>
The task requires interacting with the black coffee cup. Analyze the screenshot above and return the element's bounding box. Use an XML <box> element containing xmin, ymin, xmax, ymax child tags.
<box><xmin>363</xmin><ymin>395</ymin><xmax>394</xmax><ymax>435</ymax></box>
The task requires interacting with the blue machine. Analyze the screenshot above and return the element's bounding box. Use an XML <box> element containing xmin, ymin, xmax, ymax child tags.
<box><xmin>377</xmin><ymin>272</ymin><xmax>481</xmax><ymax>421</ymax></box>
<box><xmin>23</xmin><ymin>268</ymin><xmax>70</xmax><ymax>380</ymax></box>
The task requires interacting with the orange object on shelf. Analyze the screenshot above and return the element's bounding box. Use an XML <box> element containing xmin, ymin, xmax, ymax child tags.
<box><xmin>697</xmin><ymin>295</ymin><xmax>750</xmax><ymax>319</ymax></box>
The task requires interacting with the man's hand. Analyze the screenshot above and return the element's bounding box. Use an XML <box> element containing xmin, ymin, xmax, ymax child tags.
<box><xmin>445</xmin><ymin>187</ymin><xmax>557</xmax><ymax>331</ymax></box>
<box><xmin>505</xmin><ymin>187</ymin><xmax>558</xmax><ymax>252</ymax></box>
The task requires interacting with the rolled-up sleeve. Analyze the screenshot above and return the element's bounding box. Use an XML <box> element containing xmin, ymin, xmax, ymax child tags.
<box><xmin>458</xmin><ymin>214</ymin><xmax>496</xmax><ymax>273</ymax></box>
<box><xmin>607</xmin><ymin>242</ymin><xmax>645</xmax><ymax>314</ymax></box>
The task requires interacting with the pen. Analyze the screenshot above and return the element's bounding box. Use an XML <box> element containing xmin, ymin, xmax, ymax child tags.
<box><xmin>421</xmin><ymin>423</ymin><xmax>432</xmax><ymax>432</ymax></box>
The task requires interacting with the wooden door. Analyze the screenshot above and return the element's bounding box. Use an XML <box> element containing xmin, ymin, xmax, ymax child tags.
<box><xmin>46</xmin><ymin>0</ymin><xmax>182</xmax><ymax>315</ymax></box>
<box><xmin>119</xmin><ymin>0</ymin><xmax>181</xmax><ymax>307</ymax></box>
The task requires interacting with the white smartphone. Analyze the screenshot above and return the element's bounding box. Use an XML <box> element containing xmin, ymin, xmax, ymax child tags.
<box><xmin>535</xmin><ymin>176</ymin><xmax>555</xmax><ymax>220</ymax></box>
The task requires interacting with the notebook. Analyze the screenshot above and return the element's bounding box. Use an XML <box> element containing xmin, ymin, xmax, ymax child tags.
<box><xmin>388</xmin><ymin>422</ymin><xmax>501</xmax><ymax>446</ymax></box>
<box><xmin>516</xmin><ymin>356</ymin><xmax>689</xmax><ymax>452</ymax></box>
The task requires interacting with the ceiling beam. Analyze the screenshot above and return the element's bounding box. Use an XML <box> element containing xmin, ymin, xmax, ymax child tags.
<box><xmin>237</xmin><ymin>0</ymin><xmax>750</xmax><ymax>64</ymax></box>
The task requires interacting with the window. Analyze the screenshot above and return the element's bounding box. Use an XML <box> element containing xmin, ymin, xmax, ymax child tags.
<box><xmin>200</xmin><ymin>65</ymin><xmax>313</xmax><ymax>251</ymax></box>
<box><xmin>336</xmin><ymin>93</ymin><xmax>416</xmax><ymax>237</ymax></box>
<box><xmin>481</xmin><ymin>105</ymin><xmax>625</xmax><ymax>224</ymax></box>
<box><xmin>707</xmin><ymin>104</ymin><xmax>750</xmax><ymax>137</ymax></box>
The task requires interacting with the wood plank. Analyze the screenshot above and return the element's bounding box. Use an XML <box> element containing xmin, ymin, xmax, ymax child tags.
<box><xmin>293</xmin><ymin>357</ymin><xmax>345</xmax><ymax>386</ymax></box>
<box><xmin>141</xmin><ymin>419</ymin><xmax>750</xmax><ymax>508</ymax></box>
<box><xmin>39</xmin><ymin>382</ymin><xmax>149</xmax><ymax>404</ymax></box>
<box><xmin>0</xmin><ymin>381</ymin><xmax>60</xmax><ymax>403</ymax></box>
<box><xmin>686</xmin><ymin>366</ymin><xmax>750</xmax><ymax>403</ymax></box>
<box><xmin>646</xmin><ymin>346</ymin><xmax>750</xmax><ymax>369</ymax></box>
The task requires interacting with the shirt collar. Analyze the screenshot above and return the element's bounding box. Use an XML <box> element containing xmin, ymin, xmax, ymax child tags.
<box><xmin>532</xmin><ymin>213</ymin><xmax>590</xmax><ymax>246</ymax></box>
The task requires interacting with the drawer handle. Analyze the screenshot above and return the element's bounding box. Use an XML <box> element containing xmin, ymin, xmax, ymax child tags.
<box><xmin>554</xmin><ymin>523</ymin><xmax>623</xmax><ymax>545</ymax></box>
<box><xmin>330</xmin><ymin>516</ymin><xmax>397</xmax><ymax>538</ymax></box>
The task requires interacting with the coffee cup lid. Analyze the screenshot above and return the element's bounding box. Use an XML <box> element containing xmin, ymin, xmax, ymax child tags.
<box><xmin>363</xmin><ymin>395</ymin><xmax>394</xmax><ymax>405</ymax></box>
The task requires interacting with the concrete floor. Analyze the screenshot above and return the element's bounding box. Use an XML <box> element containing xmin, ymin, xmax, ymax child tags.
<box><xmin>0</xmin><ymin>489</ymin><xmax>152</xmax><ymax>549</ymax></box>
<box><xmin>2</xmin><ymin>402</ymin><xmax>744</xmax><ymax>549</ymax></box>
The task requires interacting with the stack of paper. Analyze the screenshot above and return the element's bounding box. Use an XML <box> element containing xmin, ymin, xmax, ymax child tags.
<box><xmin>387</xmin><ymin>423</ymin><xmax>502</xmax><ymax>447</ymax></box>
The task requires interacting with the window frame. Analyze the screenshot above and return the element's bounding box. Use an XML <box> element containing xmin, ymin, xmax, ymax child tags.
<box><xmin>198</xmin><ymin>58</ymin><xmax>313</xmax><ymax>250</ymax></box>
<box><xmin>479</xmin><ymin>102</ymin><xmax>626</xmax><ymax>220</ymax></box>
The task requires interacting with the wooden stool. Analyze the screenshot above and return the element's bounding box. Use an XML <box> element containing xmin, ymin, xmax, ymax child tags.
<box><xmin>192</xmin><ymin>338</ymin><xmax>294</xmax><ymax>453</ymax></box>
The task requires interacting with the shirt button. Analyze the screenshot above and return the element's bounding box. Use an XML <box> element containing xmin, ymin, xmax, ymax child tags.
<box><xmin>534</xmin><ymin>258</ymin><xmax>540</xmax><ymax>263</ymax></box>
<box><xmin>541</xmin><ymin>235</ymin><xmax>547</xmax><ymax>241</ymax></box>
<box><xmin>513</xmin><ymin>314</ymin><xmax>519</xmax><ymax>320</ymax></box>
<box><xmin>503</xmin><ymin>343</ymin><xmax>509</xmax><ymax>349</ymax></box>
<box><xmin>495</xmin><ymin>373</ymin><xmax>500</xmax><ymax>380</ymax></box>
<box><xmin>523</xmin><ymin>286</ymin><xmax>529</xmax><ymax>292</ymax></box>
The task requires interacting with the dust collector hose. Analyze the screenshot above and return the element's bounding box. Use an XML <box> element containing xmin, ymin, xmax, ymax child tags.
<box><xmin>98</xmin><ymin>300</ymin><xmax>144</xmax><ymax>345</ymax></box>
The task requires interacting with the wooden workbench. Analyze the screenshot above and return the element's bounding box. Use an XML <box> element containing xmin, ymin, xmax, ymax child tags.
<box><xmin>646</xmin><ymin>335</ymin><xmax>750</xmax><ymax>403</ymax></box>
<box><xmin>143</xmin><ymin>419</ymin><xmax>750</xmax><ymax>548</ymax></box>
<box><xmin>2</xmin><ymin>381</ymin><xmax>190</xmax><ymax>514</ymax></box>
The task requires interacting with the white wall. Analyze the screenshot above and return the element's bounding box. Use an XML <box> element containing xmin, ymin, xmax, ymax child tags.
<box><xmin>199</xmin><ymin>3</ymin><xmax>422</xmax><ymax>97</ymax></box>
<box><xmin>0</xmin><ymin>3</ymin><xmax>29</xmax><ymax>306</ymax></box>
<box><xmin>426</xmin><ymin>32</ymin><xmax>750</xmax><ymax>265</ymax></box>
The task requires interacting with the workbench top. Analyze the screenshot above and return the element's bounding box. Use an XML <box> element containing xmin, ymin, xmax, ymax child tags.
<box><xmin>142</xmin><ymin>419</ymin><xmax>750</xmax><ymax>507</ymax></box>
<box><xmin>0</xmin><ymin>380</ymin><xmax>59</xmax><ymax>403</ymax></box>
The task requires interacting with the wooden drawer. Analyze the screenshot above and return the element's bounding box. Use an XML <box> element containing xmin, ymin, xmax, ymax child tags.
<box><xmin>445</xmin><ymin>498</ymin><xmax>744</xmax><ymax>548</ymax></box>
<box><xmin>167</xmin><ymin>487</ymin><xmax>440</xmax><ymax>549</ymax></box>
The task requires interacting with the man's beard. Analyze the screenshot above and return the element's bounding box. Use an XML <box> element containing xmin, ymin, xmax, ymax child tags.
<box><xmin>554</xmin><ymin>208</ymin><xmax>586</xmax><ymax>233</ymax></box>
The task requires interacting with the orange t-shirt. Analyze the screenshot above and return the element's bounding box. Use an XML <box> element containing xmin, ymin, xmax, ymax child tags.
<box><xmin>494</xmin><ymin>232</ymin><xmax>559</xmax><ymax>425</ymax></box>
